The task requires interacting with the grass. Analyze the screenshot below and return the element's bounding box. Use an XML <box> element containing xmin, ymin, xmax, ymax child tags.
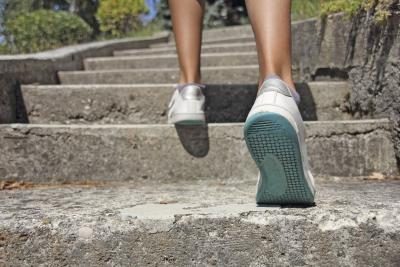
<box><xmin>292</xmin><ymin>0</ymin><xmax>322</xmax><ymax>21</ymax></box>
<box><xmin>96</xmin><ymin>19</ymin><xmax>163</xmax><ymax>41</ymax></box>
<box><xmin>291</xmin><ymin>0</ymin><xmax>397</xmax><ymax>23</ymax></box>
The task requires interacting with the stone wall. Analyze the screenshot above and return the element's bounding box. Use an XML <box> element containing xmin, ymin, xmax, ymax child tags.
<box><xmin>347</xmin><ymin>13</ymin><xmax>400</xmax><ymax>161</ymax></box>
<box><xmin>0</xmin><ymin>32</ymin><xmax>170</xmax><ymax>123</ymax></box>
<box><xmin>291</xmin><ymin>13</ymin><xmax>400</xmax><ymax>163</ymax></box>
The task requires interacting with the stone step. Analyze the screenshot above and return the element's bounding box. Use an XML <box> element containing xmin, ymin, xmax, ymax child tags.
<box><xmin>202</xmin><ymin>24</ymin><xmax>253</xmax><ymax>40</ymax></box>
<box><xmin>0</xmin><ymin>120</ymin><xmax>396</xmax><ymax>183</ymax></box>
<box><xmin>182</xmin><ymin>19</ymin><xmax>310</xmax><ymax>43</ymax></box>
<box><xmin>113</xmin><ymin>42</ymin><xmax>256</xmax><ymax>57</ymax></box>
<box><xmin>85</xmin><ymin>52</ymin><xmax>258</xmax><ymax>70</ymax></box>
<box><xmin>160</xmin><ymin>18</ymin><xmax>318</xmax><ymax>47</ymax></box>
<box><xmin>151</xmin><ymin>35</ymin><xmax>255</xmax><ymax>48</ymax></box>
<box><xmin>19</xmin><ymin>82</ymin><xmax>352</xmax><ymax>124</ymax></box>
<box><xmin>59</xmin><ymin>65</ymin><xmax>304</xmax><ymax>84</ymax></box>
<box><xmin>2</xmin><ymin>179</ymin><xmax>399</xmax><ymax>266</ymax></box>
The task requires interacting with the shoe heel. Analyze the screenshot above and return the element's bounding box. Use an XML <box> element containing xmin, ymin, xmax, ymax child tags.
<box><xmin>244</xmin><ymin>112</ymin><xmax>315</xmax><ymax>205</ymax></box>
<box><xmin>170</xmin><ymin>100</ymin><xmax>205</xmax><ymax>125</ymax></box>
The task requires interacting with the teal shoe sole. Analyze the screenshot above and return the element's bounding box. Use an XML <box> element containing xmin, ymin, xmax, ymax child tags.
<box><xmin>244</xmin><ymin>112</ymin><xmax>315</xmax><ymax>205</ymax></box>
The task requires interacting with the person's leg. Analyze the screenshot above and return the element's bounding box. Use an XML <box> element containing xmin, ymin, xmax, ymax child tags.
<box><xmin>168</xmin><ymin>0</ymin><xmax>205</xmax><ymax>84</ymax></box>
<box><xmin>245</xmin><ymin>0</ymin><xmax>294</xmax><ymax>90</ymax></box>
<box><xmin>167</xmin><ymin>0</ymin><xmax>206</xmax><ymax>125</ymax></box>
<box><xmin>244</xmin><ymin>0</ymin><xmax>315</xmax><ymax>205</ymax></box>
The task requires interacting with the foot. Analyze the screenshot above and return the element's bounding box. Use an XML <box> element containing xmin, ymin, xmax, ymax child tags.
<box><xmin>167</xmin><ymin>83</ymin><xmax>206</xmax><ymax>125</ymax></box>
<box><xmin>244</xmin><ymin>76</ymin><xmax>316</xmax><ymax>205</ymax></box>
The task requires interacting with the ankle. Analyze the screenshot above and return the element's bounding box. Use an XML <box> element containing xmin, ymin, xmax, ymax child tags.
<box><xmin>179</xmin><ymin>71</ymin><xmax>201</xmax><ymax>84</ymax></box>
<box><xmin>258</xmin><ymin>73</ymin><xmax>301</xmax><ymax>104</ymax></box>
<box><xmin>259</xmin><ymin>73</ymin><xmax>296</xmax><ymax>91</ymax></box>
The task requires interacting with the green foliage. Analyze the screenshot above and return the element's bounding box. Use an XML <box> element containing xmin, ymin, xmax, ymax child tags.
<box><xmin>2</xmin><ymin>0</ymin><xmax>69</xmax><ymax>21</ymax></box>
<box><xmin>96</xmin><ymin>0</ymin><xmax>147</xmax><ymax>38</ymax></box>
<box><xmin>320</xmin><ymin>0</ymin><xmax>397</xmax><ymax>22</ymax></box>
<box><xmin>362</xmin><ymin>0</ymin><xmax>397</xmax><ymax>23</ymax></box>
<box><xmin>292</xmin><ymin>0</ymin><xmax>321</xmax><ymax>20</ymax></box>
<box><xmin>0</xmin><ymin>44</ymin><xmax>11</xmax><ymax>54</ymax></box>
<box><xmin>66</xmin><ymin>0</ymin><xmax>101</xmax><ymax>34</ymax></box>
<box><xmin>4</xmin><ymin>10</ymin><xmax>92</xmax><ymax>54</ymax></box>
<box><xmin>320</xmin><ymin>0</ymin><xmax>364</xmax><ymax>16</ymax></box>
<box><xmin>1</xmin><ymin>0</ymin><xmax>100</xmax><ymax>36</ymax></box>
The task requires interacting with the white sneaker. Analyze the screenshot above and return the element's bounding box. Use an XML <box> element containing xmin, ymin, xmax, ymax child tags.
<box><xmin>244</xmin><ymin>76</ymin><xmax>316</xmax><ymax>205</ymax></box>
<box><xmin>167</xmin><ymin>83</ymin><xmax>206</xmax><ymax>125</ymax></box>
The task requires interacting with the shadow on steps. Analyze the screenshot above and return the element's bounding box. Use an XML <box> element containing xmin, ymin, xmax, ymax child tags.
<box><xmin>175</xmin><ymin>124</ymin><xmax>210</xmax><ymax>158</ymax></box>
<box><xmin>204</xmin><ymin>83</ymin><xmax>317</xmax><ymax>122</ymax></box>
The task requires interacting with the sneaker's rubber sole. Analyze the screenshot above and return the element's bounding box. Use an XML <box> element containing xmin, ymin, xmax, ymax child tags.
<box><xmin>169</xmin><ymin>113</ymin><xmax>205</xmax><ymax>125</ymax></box>
<box><xmin>175</xmin><ymin>120</ymin><xmax>205</xmax><ymax>126</ymax></box>
<box><xmin>244</xmin><ymin>112</ymin><xmax>315</xmax><ymax>205</ymax></box>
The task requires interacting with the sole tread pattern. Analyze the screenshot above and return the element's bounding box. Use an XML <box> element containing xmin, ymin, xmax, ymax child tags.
<box><xmin>244</xmin><ymin>112</ymin><xmax>314</xmax><ymax>204</ymax></box>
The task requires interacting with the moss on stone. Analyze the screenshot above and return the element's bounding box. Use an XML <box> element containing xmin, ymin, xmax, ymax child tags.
<box><xmin>321</xmin><ymin>0</ymin><xmax>398</xmax><ymax>23</ymax></box>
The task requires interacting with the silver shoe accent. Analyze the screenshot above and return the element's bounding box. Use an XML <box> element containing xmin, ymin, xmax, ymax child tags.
<box><xmin>168</xmin><ymin>83</ymin><xmax>206</xmax><ymax>125</ymax></box>
<box><xmin>179</xmin><ymin>84</ymin><xmax>204</xmax><ymax>100</ymax></box>
<box><xmin>258</xmin><ymin>78</ymin><xmax>291</xmax><ymax>97</ymax></box>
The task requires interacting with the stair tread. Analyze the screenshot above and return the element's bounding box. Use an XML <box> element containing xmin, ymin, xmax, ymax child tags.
<box><xmin>87</xmin><ymin>51</ymin><xmax>258</xmax><ymax>61</ymax></box>
<box><xmin>113</xmin><ymin>42</ymin><xmax>256</xmax><ymax>56</ymax></box>
<box><xmin>22</xmin><ymin>80</ymin><xmax>349</xmax><ymax>88</ymax></box>
<box><xmin>84</xmin><ymin>52</ymin><xmax>259</xmax><ymax>70</ymax></box>
<box><xmin>61</xmin><ymin>64</ymin><xmax>261</xmax><ymax>73</ymax></box>
<box><xmin>0</xmin><ymin>119</ymin><xmax>396</xmax><ymax>183</ymax></box>
<box><xmin>20</xmin><ymin>82</ymin><xmax>351</xmax><ymax>123</ymax></box>
<box><xmin>150</xmin><ymin>35</ymin><xmax>255</xmax><ymax>48</ymax></box>
<box><xmin>3</xmin><ymin>118</ymin><xmax>390</xmax><ymax>129</ymax></box>
<box><xmin>57</xmin><ymin>65</ymin><xmax>265</xmax><ymax>85</ymax></box>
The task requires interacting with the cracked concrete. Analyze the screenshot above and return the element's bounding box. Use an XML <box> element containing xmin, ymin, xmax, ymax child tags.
<box><xmin>0</xmin><ymin>179</ymin><xmax>399</xmax><ymax>266</ymax></box>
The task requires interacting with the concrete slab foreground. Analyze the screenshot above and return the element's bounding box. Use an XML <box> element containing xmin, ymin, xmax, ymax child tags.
<box><xmin>1</xmin><ymin>179</ymin><xmax>399</xmax><ymax>266</ymax></box>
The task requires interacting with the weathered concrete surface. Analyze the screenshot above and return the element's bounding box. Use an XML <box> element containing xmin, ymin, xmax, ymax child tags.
<box><xmin>0</xmin><ymin>32</ymin><xmax>170</xmax><ymax>124</ymax></box>
<box><xmin>0</xmin><ymin>120</ymin><xmax>396</xmax><ymax>183</ymax></box>
<box><xmin>19</xmin><ymin>82</ymin><xmax>351</xmax><ymax>124</ymax></box>
<box><xmin>0</xmin><ymin>75</ymin><xmax>16</xmax><ymax>123</ymax></box>
<box><xmin>84</xmin><ymin>52</ymin><xmax>259</xmax><ymax>70</ymax></box>
<box><xmin>113</xmin><ymin>42</ymin><xmax>257</xmax><ymax>56</ymax></box>
<box><xmin>346</xmin><ymin>12</ymin><xmax>400</xmax><ymax>161</ymax></box>
<box><xmin>1</xmin><ymin>179</ymin><xmax>399</xmax><ymax>266</ymax></box>
<box><xmin>59</xmin><ymin>65</ymin><xmax>308</xmax><ymax>84</ymax></box>
<box><xmin>200</xmin><ymin>24</ymin><xmax>253</xmax><ymax>41</ymax></box>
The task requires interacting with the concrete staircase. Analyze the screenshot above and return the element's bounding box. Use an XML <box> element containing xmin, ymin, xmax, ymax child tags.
<box><xmin>1</xmin><ymin>24</ymin><xmax>399</xmax><ymax>266</ymax></box>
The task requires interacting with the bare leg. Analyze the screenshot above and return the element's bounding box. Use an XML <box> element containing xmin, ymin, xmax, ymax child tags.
<box><xmin>168</xmin><ymin>0</ymin><xmax>205</xmax><ymax>84</ymax></box>
<box><xmin>245</xmin><ymin>0</ymin><xmax>295</xmax><ymax>90</ymax></box>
